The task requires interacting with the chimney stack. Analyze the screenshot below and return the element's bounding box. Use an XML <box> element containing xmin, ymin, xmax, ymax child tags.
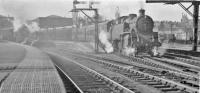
<box><xmin>139</xmin><ymin>8</ymin><xmax>145</xmax><ymax>16</ymax></box>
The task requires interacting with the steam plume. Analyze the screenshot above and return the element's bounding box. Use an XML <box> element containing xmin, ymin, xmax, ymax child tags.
<box><xmin>25</xmin><ymin>22</ymin><xmax>40</xmax><ymax>33</ymax></box>
<box><xmin>0</xmin><ymin>0</ymin><xmax>39</xmax><ymax>32</ymax></box>
<box><xmin>12</xmin><ymin>19</ymin><xmax>23</xmax><ymax>32</ymax></box>
<box><xmin>99</xmin><ymin>30</ymin><xmax>113</xmax><ymax>53</ymax></box>
<box><xmin>124</xmin><ymin>47</ymin><xmax>136</xmax><ymax>56</ymax></box>
<box><xmin>139</xmin><ymin>0</ymin><xmax>145</xmax><ymax>9</ymax></box>
<box><xmin>157</xmin><ymin>43</ymin><xmax>168</xmax><ymax>56</ymax></box>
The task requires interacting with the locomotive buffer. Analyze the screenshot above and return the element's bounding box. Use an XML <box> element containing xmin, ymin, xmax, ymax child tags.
<box><xmin>146</xmin><ymin>0</ymin><xmax>200</xmax><ymax>51</ymax></box>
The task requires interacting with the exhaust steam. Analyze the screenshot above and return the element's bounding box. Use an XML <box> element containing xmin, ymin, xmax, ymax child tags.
<box><xmin>1</xmin><ymin>0</ymin><xmax>40</xmax><ymax>32</ymax></box>
<box><xmin>123</xmin><ymin>47</ymin><xmax>136</xmax><ymax>56</ymax></box>
<box><xmin>99</xmin><ymin>30</ymin><xmax>113</xmax><ymax>53</ymax></box>
<box><xmin>25</xmin><ymin>22</ymin><xmax>40</xmax><ymax>33</ymax></box>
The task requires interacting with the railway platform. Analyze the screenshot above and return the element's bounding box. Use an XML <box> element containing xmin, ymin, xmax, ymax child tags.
<box><xmin>0</xmin><ymin>42</ymin><xmax>65</xmax><ymax>93</ymax></box>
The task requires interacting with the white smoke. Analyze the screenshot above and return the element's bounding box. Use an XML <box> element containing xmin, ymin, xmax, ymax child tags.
<box><xmin>12</xmin><ymin>19</ymin><xmax>22</xmax><ymax>32</ymax></box>
<box><xmin>99</xmin><ymin>30</ymin><xmax>113</xmax><ymax>53</ymax></box>
<box><xmin>25</xmin><ymin>22</ymin><xmax>40</xmax><ymax>33</ymax></box>
<box><xmin>0</xmin><ymin>0</ymin><xmax>40</xmax><ymax>32</ymax></box>
<box><xmin>139</xmin><ymin>0</ymin><xmax>145</xmax><ymax>9</ymax></box>
<box><xmin>158</xmin><ymin>48</ymin><xmax>166</xmax><ymax>56</ymax></box>
<box><xmin>123</xmin><ymin>47</ymin><xmax>136</xmax><ymax>56</ymax></box>
<box><xmin>151</xmin><ymin>40</ymin><xmax>168</xmax><ymax>56</ymax></box>
<box><xmin>157</xmin><ymin>43</ymin><xmax>168</xmax><ymax>56</ymax></box>
<box><xmin>152</xmin><ymin>46</ymin><xmax>159</xmax><ymax>56</ymax></box>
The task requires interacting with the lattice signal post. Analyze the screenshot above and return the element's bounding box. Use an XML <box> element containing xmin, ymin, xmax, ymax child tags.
<box><xmin>71</xmin><ymin>0</ymin><xmax>100</xmax><ymax>53</ymax></box>
<box><xmin>146</xmin><ymin>0</ymin><xmax>200</xmax><ymax>51</ymax></box>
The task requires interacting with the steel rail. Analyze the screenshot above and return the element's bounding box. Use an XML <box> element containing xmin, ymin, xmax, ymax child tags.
<box><xmin>61</xmin><ymin>48</ymin><xmax>198</xmax><ymax>79</ymax></box>
<box><xmin>54</xmin><ymin>64</ymin><xmax>84</xmax><ymax>93</ymax></box>
<box><xmin>66</xmin><ymin>52</ymin><xmax>198</xmax><ymax>93</ymax></box>
<box><xmin>47</xmin><ymin>52</ymin><xmax>135</xmax><ymax>93</ymax></box>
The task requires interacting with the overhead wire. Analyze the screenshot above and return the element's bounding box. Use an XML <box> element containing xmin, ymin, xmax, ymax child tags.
<box><xmin>178</xmin><ymin>3</ymin><xmax>194</xmax><ymax>17</ymax></box>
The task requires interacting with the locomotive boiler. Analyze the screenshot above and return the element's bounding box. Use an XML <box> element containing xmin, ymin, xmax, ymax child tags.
<box><xmin>77</xmin><ymin>9</ymin><xmax>161</xmax><ymax>56</ymax></box>
<box><xmin>108</xmin><ymin>9</ymin><xmax>161</xmax><ymax>56</ymax></box>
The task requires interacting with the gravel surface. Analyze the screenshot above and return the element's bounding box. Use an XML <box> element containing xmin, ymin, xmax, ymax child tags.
<box><xmin>0</xmin><ymin>43</ymin><xmax>65</xmax><ymax>93</ymax></box>
<box><xmin>0</xmin><ymin>42</ymin><xmax>26</xmax><ymax>64</ymax></box>
<box><xmin>0</xmin><ymin>42</ymin><xmax>27</xmax><ymax>88</ymax></box>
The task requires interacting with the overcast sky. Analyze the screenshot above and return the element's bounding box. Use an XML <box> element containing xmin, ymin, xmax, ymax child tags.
<box><xmin>0</xmin><ymin>0</ymin><xmax>194</xmax><ymax>22</ymax></box>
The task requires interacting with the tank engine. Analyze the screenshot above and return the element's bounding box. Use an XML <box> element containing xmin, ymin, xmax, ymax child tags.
<box><xmin>109</xmin><ymin>9</ymin><xmax>161</xmax><ymax>56</ymax></box>
<box><xmin>76</xmin><ymin>9</ymin><xmax>161</xmax><ymax>56</ymax></box>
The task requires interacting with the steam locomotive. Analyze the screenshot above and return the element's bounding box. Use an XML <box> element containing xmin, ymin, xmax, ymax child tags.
<box><xmin>78</xmin><ymin>9</ymin><xmax>161</xmax><ymax>56</ymax></box>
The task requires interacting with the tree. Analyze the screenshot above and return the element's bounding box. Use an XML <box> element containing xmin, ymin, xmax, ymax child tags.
<box><xmin>158</xmin><ymin>21</ymin><xmax>165</xmax><ymax>31</ymax></box>
<box><xmin>181</xmin><ymin>14</ymin><xmax>193</xmax><ymax>41</ymax></box>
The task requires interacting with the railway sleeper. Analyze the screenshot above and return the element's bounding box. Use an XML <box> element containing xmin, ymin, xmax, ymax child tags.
<box><xmin>80</xmin><ymin>85</ymin><xmax>110</xmax><ymax>90</ymax></box>
<box><xmin>161</xmin><ymin>88</ymin><xmax>179</xmax><ymax>92</ymax></box>
<box><xmin>146</xmin><ymin>82</ymin><xmax>163</xmax><ymax>85</ymax></box>
<box><xmin>76</xmin><ymin>82</ymin><xmax>106</xmax><ymax>86</ymax></box>
<box><xmin>165</xmin><ymin>54</ymin><xmax>200</xmax><ymax>66</ymax></box>
<box><xmin>107</xmin><ymin>64</ymin><xmax>184</xmax><ymax>86</ymax></box>
<box><xmin>153</xmin><ymin>85</ymin><xmax>171</xmax><ymax>88</ymax></box>
<box><xmin>83</xmin><ymin>87</ymin><xmax>111</xmax><ymax>93</ymax></box>
<box><xmin>180</xmin><ymin>82</ymin><xmax>199</xmax><ymax>88</ymax></box>
<box><xmin>69</xmin><ymin>53</ymin><xmax>199</xmax><ymax>93</ymax></box>
<box><xmin>139</xmin><ymin>79</ymin><xmax>156</xmax><ymax>83</ymax></box>
<box><xmin>97</xmin><ymin>76</ymin><xmax>136</xmax><ymax>93</ymax></box>
<box><xmin>103</xmin><ymin>63</ymin><xmax>197</xmax><ymax>93</ymax></box>
<box><xmin>136</xmin><ymin>78</ymin><xmax>150</xmax><ymax>81</ymax></box>
<box><xmin>107</xmin><ymin>78</ymin><xmax>139</xmax><ymax>93</ymax></box>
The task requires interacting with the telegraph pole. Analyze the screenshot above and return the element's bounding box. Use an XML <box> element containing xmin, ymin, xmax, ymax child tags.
<box><xmin>72</xmin><ymin>0</ymin><xmax>78</xmax><ymax>40</ymax></box>
<box><xmin>94</xmin><ymin>9</ymin><xmax>99</xmax><ymax>52</ymax></box>
<box><xmin>192</xmin><ymin>2</ymin><xmax>199</xmax><ymax>51</ymax></box>
<box><xmin>71</xmin><ymin>0</ymin><xmax>100</xmax><ymax>53</ymax></box>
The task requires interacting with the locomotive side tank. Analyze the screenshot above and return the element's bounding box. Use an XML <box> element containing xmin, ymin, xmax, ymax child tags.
<box><xmin>110</xmin><ymin>9</ymin><xmax>161</xmax><ymax>56</ymax></box>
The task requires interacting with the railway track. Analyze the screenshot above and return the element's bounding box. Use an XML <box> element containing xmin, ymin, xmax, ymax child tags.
<box><xmin>48</xmin><ymin>52</ymin><xmax>136</xmax><ymax>93</ymax></box>
<box><xmin>166</xmin><ymin>49</ymin><xmax>200</xmax><ymax>58</ymax></box>
<box><xmin>148</xmin><ymin>57</ymin><xmax>200</xmax><ymax>74</ymax></box>
<box><xmin>55</xmin><ymin>49</ymin><xmax>199</xmax><ymax>93</ymax></box>
<box><xmin>164</xmin><ymin>53</ymin><xmax>200</xmax><ymax>67</ymax></box>
<box><xmin>164</xmin><ymin>52</ymin><xmax>200</xmax><ymax>61</ymax></box>
<box><xmin>55</xmin><ymin>65</ymin><xmax>83</xmax><ymax>93</ymax></box>
<box><xmin>59</xmin><ymin>48</ymin><xmax>198</xmax><ymax>79</ymax></box>
<box><xmin>55</xmin><ymin>44</ymin><xmax>199</xmax><ymax>76</ymax></box>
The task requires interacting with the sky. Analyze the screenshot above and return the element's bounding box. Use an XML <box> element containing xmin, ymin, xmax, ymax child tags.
<box><xmin>0</xmin><ymin>0</ymin><xmax>194</xmax><ymax>22</ymax></box>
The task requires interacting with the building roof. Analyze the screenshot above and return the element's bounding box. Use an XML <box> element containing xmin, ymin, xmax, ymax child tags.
<box><xmin>33</xmin><ymin>15</ymin><xmax>73</xmax><ymax>28</ymax></box>
<box><xmin>0</xmin><ymin>15</ymin><xmax>13</xmax><ymax>30</ymax></box>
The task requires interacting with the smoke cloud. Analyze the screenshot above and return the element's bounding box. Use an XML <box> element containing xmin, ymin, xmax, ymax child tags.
<box><xmin>157</xmin><ymin>43</ymin><xmax>169</xmax><ymax>56</ymax></box>
<box><xmin>123</xmin><ymin>47</ymin><xmax>136</xmax><ymax>56</ymax></box>
<box><xmin>0</xmin><ymin>0</ymin><xmax>44</xmax><ymax>32</ymax></box>
<box><xmin>99</xmin><ymin>30</ymin><xmax>113</xmax><ymax>53</ymax></box>
<box><xmin>25</xmin><ymin>22</ymin><xmax>40</xmax><ymax>33</ymax></box>
<box><xmin>1</xmin><ymin>0</ymin><xmax>32</xmax><ymax>32</ymax></box>
<box><xmin>12</xmin><ymin>19</ymin><xmax>22</xmax><ymax>32</ymax></box>
<box><xmin>139</xmin><ymin>0</ymin><xmax>145</xmax><ymax>9</ymax></box>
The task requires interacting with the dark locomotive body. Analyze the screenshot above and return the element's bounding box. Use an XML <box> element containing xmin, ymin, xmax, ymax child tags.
<box><xmin>107</xmin><ymin>9</ymin><xmax>161</xmax><ymax>56</ymax></box>
<box><xmin>78</xmin><ymin>9</ymin><xmax>161</xmax><ymax>56</ymax></box>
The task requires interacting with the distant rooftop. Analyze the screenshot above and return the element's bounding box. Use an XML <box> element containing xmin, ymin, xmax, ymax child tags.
<box><xmin>0</xmin><ymin>15</ymin><xmax>13</xmax><ymax>30</ymax></box>
<box><xmin>32</xmin><ymin>15</ymin><xmax>73</xmax><ymax>29</ymax></box>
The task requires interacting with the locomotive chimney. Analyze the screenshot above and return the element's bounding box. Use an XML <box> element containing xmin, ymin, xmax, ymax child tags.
<box><xmin>139</xmin><ymin>8</ymin><xmax>145</xmax><ymax>16</ymax></box>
